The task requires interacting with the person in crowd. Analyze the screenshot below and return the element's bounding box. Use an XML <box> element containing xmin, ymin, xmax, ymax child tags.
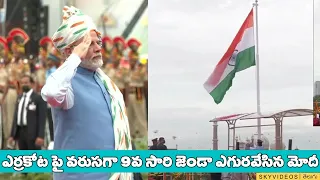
<box><xmin>0</xmin><ymin>37</ymin><xmax>8</xmax><ymax>148</ymax></box>
<box><xmin>157</xmin><ymin>137</ymin><xmax>167</xmax><ymax>150</ymax></box>
<box><xmin>245</xmin><ymin>142</ymin><xmax>252</xmax><ymax>150</ymax></box>
<box><xmin>35</xmin><ymin>36</ymin><xmax>53</xmax><ymax>92</ymax></box>
<box><xmin>106</xmin><ymin>36</ymin><xmax>129</xmax><ymax>105</ymax></box>
<box><xmin>101</xmin><ymin>36</ymin><xmax>113</xmax><ymax>67</ymax></box>
<box><xmin>112</xmin><ymin>36</ymin><xmax>126</xmax><ymax>62</ymax></box>
<box><xmin>149</xmin><ymin>138</ymin><xmax>158</xmax><ymax>150</ymax></box>
<box><xmin>40</xmin><ymin>6</ymin><xmax>132</xmax><ymax>180</ymax></box>
<box><xmin>7</xmin><ymin>28</ymin><xmax>30</xmax><ymax>78</ymax></box>
<box><xmin>3</xmin><ymin>28</ymin><xmax>29</xmax><ymax>149</ymax></box>
<box><xmin>39</xmin><ymin>36</ymin><xmax>53</xmax><ymax>62</ymax></box>
<box><xmin>127</xmin><ymin>38</ymin><xmax>147</xmax><ymax>139</ymax></box>
<box><xmin>8</xmin><ymin>75</ymin><xmax>46</xmax><ymax>150</ymax></box>
<box><xmin>252</xmin><ymin>139</ymin><xmax>264</xmax><ymax>150</ymax></box>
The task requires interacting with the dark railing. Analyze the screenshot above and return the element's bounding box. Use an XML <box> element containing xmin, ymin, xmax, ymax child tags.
<box><xmin>121</xmin><ymin>0</ymin><xmax>147</xmax><ymax>39</ymax></box>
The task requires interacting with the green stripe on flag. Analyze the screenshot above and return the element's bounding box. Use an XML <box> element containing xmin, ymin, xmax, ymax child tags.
<box><xmin>235</xmin><ymin>47</ymin><xmax>255</xmax><ymax>72</ymax></box>
<box><xmin>209</xmin><ymin>47</ymin><xmax>255</xmax><ymax>104</ymax></box>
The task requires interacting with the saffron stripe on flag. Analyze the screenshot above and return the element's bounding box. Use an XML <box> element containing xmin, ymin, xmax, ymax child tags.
<box><xmin>204</xmin><ymin>8</ymin><xmax>255</xmax><ymax>104</ymax></box>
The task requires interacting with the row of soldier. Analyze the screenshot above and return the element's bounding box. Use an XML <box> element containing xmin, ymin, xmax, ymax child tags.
<box><xmin>101</xmin><ymin>36</ymin><xmax>148</xmax><ymax>140</ymax></box>
<box><xmin>0</xmin><ymin>28</ymin><xmax>147</xmax><ymax>149</ymax></box>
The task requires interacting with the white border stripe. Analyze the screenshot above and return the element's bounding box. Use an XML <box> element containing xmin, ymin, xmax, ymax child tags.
<box><xmin>236</xmin><ymin>27</ymin><xmax>254</xmax><ymax>52</ymax></box>
<box><xmin>204</xmin><ymin>26</ymin><xmax>255</xmax><ymax>93</ymax></box>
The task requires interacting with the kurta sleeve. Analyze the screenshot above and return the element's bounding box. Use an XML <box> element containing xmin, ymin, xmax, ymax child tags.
<box><xmin>41</xmin><ymin>54</ymin><xmax>81</xmax><ymax>110</ymax></box>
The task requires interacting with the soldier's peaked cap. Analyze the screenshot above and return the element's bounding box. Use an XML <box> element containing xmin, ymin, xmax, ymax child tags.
<box><xmin>8</xmin><ymin>28</ymin><xmax>29</xmax><ymax>45</ymax></box>
<box><xmin>39</xmin><ymin>36</ymin><xmax>52</xmax><ymax>46</ymax></box>
<box><xmin>102</xmin><ymin>36</ymin><xmax>112</xmax><ymax>43</ymax></box>
<box><xmin>127</xmin><ymin>38</ymin><xmax>141</xmax><ymax>47</ymax></box>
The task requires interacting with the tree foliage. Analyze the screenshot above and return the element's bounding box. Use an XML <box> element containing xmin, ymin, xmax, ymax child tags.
<box><xmin>314</xmin><ymin>95</ymin><xmax>320</xmax><ymax>102</ymax></box>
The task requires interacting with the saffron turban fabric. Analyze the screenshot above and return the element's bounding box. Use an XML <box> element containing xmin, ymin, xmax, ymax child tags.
<box><xmin>52</xmin><ymin>6</ymin><xmax>99</xmax><ymax>52</ymax></box>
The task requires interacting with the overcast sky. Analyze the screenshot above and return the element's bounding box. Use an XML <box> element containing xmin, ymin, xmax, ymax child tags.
<box><xmin>149</xmin><ymin>0</ymin><xmax>315</xmax><ymax>150</ymax></box>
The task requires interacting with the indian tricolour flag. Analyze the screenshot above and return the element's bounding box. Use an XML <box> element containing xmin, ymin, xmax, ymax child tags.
<box><xmin>204</xmin><ymin>8</ymin><xmax>255</xmax><ymax>104</ymax></box>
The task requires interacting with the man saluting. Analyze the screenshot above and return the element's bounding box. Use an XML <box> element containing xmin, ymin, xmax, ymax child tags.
<box><xmin>41</xmin><ymin>6</ymin><xmax>132</xmax><ymax>180</ymax></box>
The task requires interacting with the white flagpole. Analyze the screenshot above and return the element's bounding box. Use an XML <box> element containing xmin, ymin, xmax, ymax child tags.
<box><xmin>253</xmin><ymin>0</ymin><xmax>262</xmax><ymax>140</ymax></box>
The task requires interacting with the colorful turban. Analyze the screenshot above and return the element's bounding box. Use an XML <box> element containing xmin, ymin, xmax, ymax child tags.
<box><xmin>52</xmin><ymin>6</ymin><xmax>99</xmax><ymax>52</ymax></box>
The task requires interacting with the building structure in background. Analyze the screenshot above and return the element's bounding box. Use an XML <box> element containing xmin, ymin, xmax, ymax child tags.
<box><xmin>4</xmin><ymin>0</ymin><xmax>48</xmax><ymax>56</ymax></box>
<box><xmin>314</xmin><ymin>81</ymin><xmax>320</xmax><ymax>96</ymax></box>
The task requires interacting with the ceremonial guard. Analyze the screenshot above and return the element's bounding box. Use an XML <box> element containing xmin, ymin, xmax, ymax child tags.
<box><xmin>7</xmin><ymin>28</ymin><xmax>30</xmax><ymax>77</ymax></box>
<box><xmin>106</xmin><ymin>36</ymin><xmax>129</xmax><ymax>105</ymax></box>
<box><xmin>0</xmin><ymin>37</ymin><xmax>9</xmax><ymax>148</ymax></box>
<box><xmin>140</xmin><ymin>55</ymin><xmax>148</xmax><ymax>121</ymax></box>
<box><xmin>0</xmin><ymin>37</ymin><xmax>9</xmax><ymax>101</ymax></box>
<box><xmin>36</xmin><ymin>36</ymin><xmax>52</xmax><ymax>92</ymax></box>
<box><xmin>126</xmin><ymin>38</ymin><xmax>147</xmax><ymax>139</ymax></box>
<box><xmin>39</xmin><ymin>36</ymin><xmax>53</xmax><ymax>62</ymax></box>
<box><xmin>101</xmin><ymin>36</ymin><xmax>113</xmax><ymax>73</ymax></box>
<box><xmin>111</xmin><ymin>36</ymin><xmax>126</xmax><ymax>65</ymax></box>
<box><xmin>4</xmin><ymin>28</ymin><xmax>29</xmax><ymax>148</ymax></box>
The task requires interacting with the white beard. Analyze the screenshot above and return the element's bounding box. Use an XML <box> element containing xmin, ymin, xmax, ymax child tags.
<box><xmin>80</xmin><ymin>57</ymin><xmax>103</xmax><ymax>70</ymax></box>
